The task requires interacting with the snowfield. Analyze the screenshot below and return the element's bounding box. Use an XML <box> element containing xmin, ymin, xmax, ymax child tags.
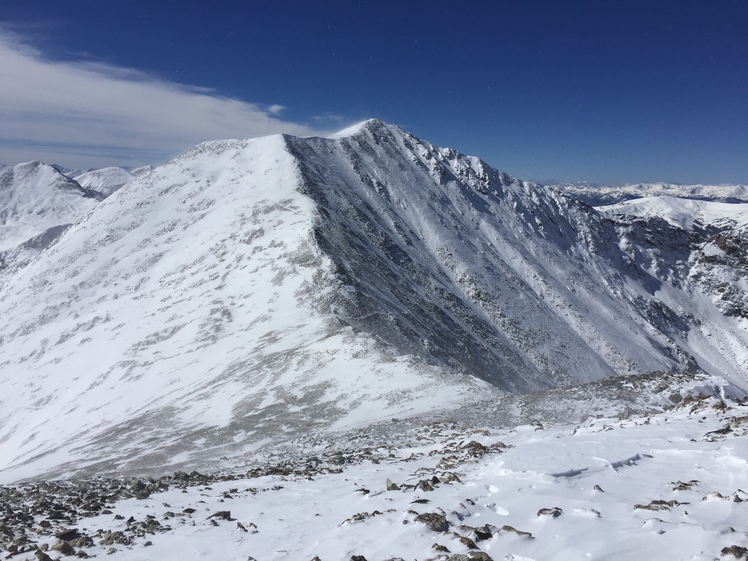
<box><xmin>2</xmin><ymin>374</ymin><xmax>748</xmax><ymax>561</ymax></box>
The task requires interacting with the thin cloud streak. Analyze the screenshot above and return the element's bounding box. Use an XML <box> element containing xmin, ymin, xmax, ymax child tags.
<box><xmin>0</xmin><ymin>29</ymin><xmax>322</xmax><ymax>168</ymax></box>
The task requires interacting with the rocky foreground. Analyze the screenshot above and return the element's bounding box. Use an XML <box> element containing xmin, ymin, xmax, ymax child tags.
<box><xmin>3</xmin><ymin>373</ymin><xmax>748</xmax><ymax>560</ymax></box>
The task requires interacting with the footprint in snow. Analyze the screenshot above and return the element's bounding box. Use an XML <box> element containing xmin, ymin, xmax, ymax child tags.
<box><xmin>486</xmin><ymin>502</ymin><xmax>509</xmax><ymax>515</ymax></box>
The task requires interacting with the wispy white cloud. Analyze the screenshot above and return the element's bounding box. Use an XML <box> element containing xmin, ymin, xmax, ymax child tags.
<box><xmin>0</xmin><ymin>28</ymin><xmax>323</xmax><ymax>169</ymax></box>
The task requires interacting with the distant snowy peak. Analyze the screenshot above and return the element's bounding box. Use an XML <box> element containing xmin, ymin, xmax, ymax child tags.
<box><xmin>51</xmin><ymin>163</ymin><xmax>83</xmax><ymax>178</ymax></box>
<box><xmin>0</xmin><ymin>161</ymin><xmax>152</xmax><ymax>270</ymax></box>
<box><xmin>552</xmin><ymin>181</ymin><xmax>748</xmax><ymax>206</ymax></box>
<box><xmin>329</xmin><ymin>118</ymin><xmax>520</xmax><ymax>191</ymax></box>
<box><xmin>0</xmin><ymin>161</ymin><xmax>102</xmax><ymax>252</ymax></box>
<box><xmin>74</xmin><ymin>166</ymin><xmax>138</xmax><ymax>197</ymax></box>
<box><xmin>327</xmin><ymin>118</ymin><xmax>380</xmax><ymax>138</ymax></box>
<box><xmin>128</xmin><ymin>164</ymin><xmax>153</xmax><ymax>177</ymax></box>
<box><xmin>598</xmin><ymin>195</ymin><xmax>748</xmax><ymax>232</ymax></box>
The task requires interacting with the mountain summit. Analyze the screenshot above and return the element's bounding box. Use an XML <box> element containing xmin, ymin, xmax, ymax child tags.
<box><xmin>0</xmin><ymin>120</ymin><xmax>746</xmax><ymax>481</ymax></box>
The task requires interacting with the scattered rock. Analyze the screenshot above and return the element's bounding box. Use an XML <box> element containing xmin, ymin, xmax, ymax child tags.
<box><xmin>416</xmin><ymin>480</ymin><xmax>435</xmax><ymax>492</ymax></box>
<box><xmin>35</xmin><ymin>550</ymin><xmax>54</xmax><ymax>561</ymax></box>
<box><xmin>446</xmin><ymin>553</ymin><xmax>494</xmax><ymax>561</ymax></box>
<box><xmin>671</xmin><ymin>480</ymin><xmax>699</xmax><ymax>491</ymax></box>
<box><xmin>209</xmin><ymin>510</ymin><xmax>234</xmax><ymax>521</ymax></box>
<box><xmin>473</xmin><ymin>525</ymin><xmax>494</xmax><ymax>541</ymax></box>
<box><xmin>55</xmin><ymin>529</ymin><xmax>81</xmax><ymax>542</ymax></box>
<box><xmin>459</xmin><ymin>536</ymin><xmax>479</xmax><ymax>549</ymax></box>
<box><xmin>634</xmin><ymin>500</ymin><xmax>687</xmax><ymax>511</ymax></box>
<box><xmin>70</xmin><ymin>536</ymin><xmax>94</xmax><ymax>548</ymax></box>
<box><xmin>722</xmin><ymin>545</ymin><xmax>748</xmax><ymax>558</ymax></box>
<box><xmin>499</xmin><ymin>525</ymin><xmax>533</xmax><ymax>538</ymax></box>
<box><xmin>386</xmin><ymin>479</ymin><xmax>400</xmax><ymax>491</ymax></box>
<box><xmin>130</xmin><ymin>480</ymin><xmax>151</xmax><ymax>500</ymax></box>
<box><xmin>414</xmin><ymin>512</ymin><xmax>450</xmax><ymax>532</ymax></box>
<box><xmin>51</xmin><ymin>540</ymin><xmax>76</xmax><ymax>555</ymax></box>
<box><xmin>537</xmin><ymin>507</ymin><xmax>563</xmax><ymax>518</ymax></box>
<box><xmin>439</xmin><ymin>472</ymin><xmax>462</xmax><ymax>484</ymax></box>
<box><xmin>99</xmin><ymin>531</ymin><xmax>132</xmax><ymax>546</ymax></box>
<box><xmin>461</xmin><ymin>441</ymin><xmax>488</xmax><ymax>457</ymax></box>
<box><xmin>467</xmin><ymin>553</ymin><xmax>494</xmax><ymax>561</ymax></box>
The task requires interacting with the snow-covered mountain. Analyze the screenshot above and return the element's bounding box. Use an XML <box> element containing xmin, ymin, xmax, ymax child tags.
<box><xmin>0</xmin><ymin>120</ymin><xmax>746</xmax><ymax>483</ymax></box>
<box><xmin>551</xmin><ymin>181</ymin><xmax>748</xmax><ymax>206</ymax></box>
<box><xmin>0</xmin><ymin>162</ymin><xmax>105</xmax><ymax>277</ymax></box>
<box><xmin>0</xmin><ymin>162</ymin><xmax>103</xmax><ymax>252</ymax></box>
<box><xmin>0</xmin><ymin>162</ymin><xmax>149</xmax><ymax>276</ymax></box>
<box><xmin>74</xmin><ymin>165</ymin><xmax>152</xmax><ymax>198</ymax></box>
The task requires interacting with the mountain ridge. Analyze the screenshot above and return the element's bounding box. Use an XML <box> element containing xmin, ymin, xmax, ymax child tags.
<box><xmin>0</xmin><ymin>119</ymin><xmax>746</xmax><ymax>482</ymax></box>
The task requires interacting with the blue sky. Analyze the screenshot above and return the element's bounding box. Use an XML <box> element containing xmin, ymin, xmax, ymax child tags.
<box><xmin>2</xmin><ymin>1</ymin><xmax>747</xmax><ymax>184</ymax></box>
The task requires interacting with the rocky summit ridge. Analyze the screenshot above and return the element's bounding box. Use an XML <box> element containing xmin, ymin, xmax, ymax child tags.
<box><xmin>0</xmin><ymin>119</ymin><xmax>746</xmax><ymax>482</ymax></box>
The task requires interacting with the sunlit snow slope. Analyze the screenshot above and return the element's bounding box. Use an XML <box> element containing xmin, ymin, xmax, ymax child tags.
<box><xmin>0</xmin><ymin>162</ymin><xmax>107</xmax><ymax>280</ymax></box>
<box><xmin>0</xmin><ymin>130</ymin><xmax>494</xmax><ymax>482</ymax></box>
<box><xmin>0</xmin><ymin>162</ymin><xmax>101</xmax><ymax>253</ymax></box>
<box><xmin>0</xmin><ymin>120</ymin><xmax>746</xmax><ymax>482</ymax></box>
<box><xmin>74</xmin><ymin>166</ymin><xmax>152</xmax><ymax>198</ymax></box>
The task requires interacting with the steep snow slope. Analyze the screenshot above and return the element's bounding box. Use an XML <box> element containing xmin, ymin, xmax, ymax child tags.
<box><xmin>288</xmin><ymin>121</ymin><xmax>747</xmax><ymax>387</ymax></box>
<box><xmin>598</xmin><ymin>195</ymin><xmax>748</xmax><ymax>231</ymax></box>
<box><xmin>597</xmin><ymin>195</ymin><xmax>748</xmax><ymax>379</ymax></box>
<box><xmin>0</xmin><ymin>131</ymin><xmax>494</xmax><ymax>482</ymax></box>
<box><xmin>0</xmin><ymin>163</ymin><xmax>154</xmax><ymax>274</ymax></box>
<box><xmin>74</xmin><ymin>166</ymin><xmax>145</xmax><ymax>197</ymax></box>
<box><xmin>0</xmin><ymin>162</ymin><xmax>101</xmax><ymax>252</ymax></box>
<box><xmin>0</xmin><ymin>120</ymin><xmax>746</xmax><ymax>482</ymax></box>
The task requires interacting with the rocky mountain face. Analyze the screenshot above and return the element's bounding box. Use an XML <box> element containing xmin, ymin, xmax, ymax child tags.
<box><xmin>290</xmin><ymin>121</ymin><xmax>747</xmax><ymax>387</ymax></box>
<box><xmin>0</xmin><ymin>120</ymin><xmax>746</xmax><ymax>482</ymax></box>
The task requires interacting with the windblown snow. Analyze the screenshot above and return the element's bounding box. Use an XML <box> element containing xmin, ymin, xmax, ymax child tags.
<box><xmin>0</xmin><ymin>162</ymin><xmax>101</xmax><ymax>253</ymax></box>
<box><xmin>0</xmin><ymin>120</ymin><xmax>746</xmax><ymax>486</ymax></box>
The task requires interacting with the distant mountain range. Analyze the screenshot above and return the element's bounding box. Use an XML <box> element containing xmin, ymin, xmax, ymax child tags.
<box><xmin>0</xmin><ymin>120</ymin><xmax>746</xmax><ymax>482</ymax></box>
<box><xmin>547</xmin><ymin>180</ymin><xmax>748</xmax><ymax>205</ymax></box>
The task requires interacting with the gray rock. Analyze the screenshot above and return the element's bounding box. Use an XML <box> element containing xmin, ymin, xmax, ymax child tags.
<box><xmin>51</xmin><ymin>540</ymin><xmax>76</xmax><ymax>555</ymax></box>
<box><xmin>35</xmin><ymin>550</ymin><xmax>54</xmax><ymax>561</ymax></box>
<box><xmin>537</xmin><ymin>507</ymin><xmax>563</xmax><ymax>518</ymax></box>
<box><xmin>722</xmin><ymin>545</ymin><xmax>748</xmax><ymax>559</ymax></box>
<box><xmin>416</xmin><ymin>480</ymin><xmax>434</xmax><ymax>492</ymax></box>
<box><xmin>414</xmin><ymin>512</ymin><xmax>449</xmax><ymax>532</ymax></box>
